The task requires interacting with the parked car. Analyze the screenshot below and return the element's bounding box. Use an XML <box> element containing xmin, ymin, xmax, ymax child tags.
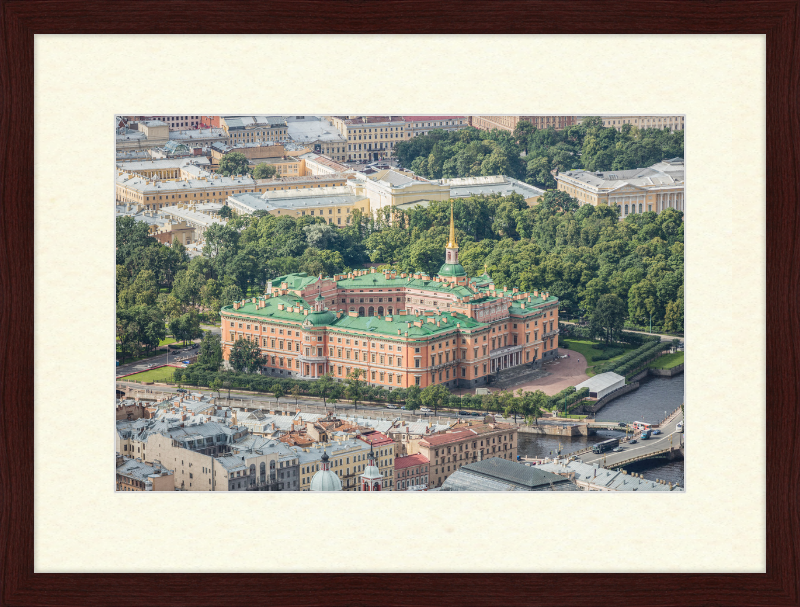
<box><xmin>472</xmin><ymin>412</ymin><xmax>482</xmax><ymax>417</ymax></box>
<box><xmin>420</xmin><ymin>407</ymin><xmax>433</xmax><ymax>414</ymax></box>
<box><xmin>400</xmin><ymin>405</ymin><xmax>407</xmax><ymax>410</ymax></box>
<box><xmin>652</xmin><ymin>429</ymin><xmax>661</xmax><ymax>435</ymax></box>
<box><xmin>176</xmin><ymin>388</ymin><xmax>187</xmax><ymax>393</ymax></box>
<box><xmin>628</xmin><ymin>438</ymin><xmax>638</xmax><ymax>444</ymax></box>
<box><xmin>618</xmin><ymin>422</ymin><xmax>627</xmax><ymax>427</ymax></box>
<box><xmin>385</xmin><ymin>404</ymin><xmax>398</xmax><ymax>409</ymax></box>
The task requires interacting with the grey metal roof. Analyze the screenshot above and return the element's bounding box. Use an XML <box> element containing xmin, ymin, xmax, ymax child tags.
<box><xmin>116</xmin><ymin>157</ymin><xmax>210</xmax><ymax>172</ymax></box>
<box><xmin>371</xmin><ymin>169</ymin><xmax>419</xmax><ymax>188</ymax></box>
<box><xmin>439</xmin><ymin>175</ymin><xmax>545</xmax><ymax>200</ymax></box>
<box><xmin>116</xmin><ymin>458</ymin><xmax>170</xmax><ymax>481</ymax></box>
<box><xmin>233</xmin><ymin>435</ymin><xmax>296</xmax><ymax>460</ymax></box>
<box><xmin>535</xmin><ymin>461</ymin><xmax>678</xmax><ymax>491</ymax></box>
<box><xmin>168</xmin><ymin>128</ymin><xmax>226</xmax><ymax>141</ymax></box>
<box><xmin>574</xmin><ymin>372</ymin><xmax>625</xmax><ymax>393</ymax></box>
<box><xmin>460</xmin><ymin>457</ymin><xmax>573</xmax><ymax>489</ymax></box>
<box><xmin>228</xmin><ymin>190</ymin><xmax>363</xmax><ymax>214</ymax></box>
<box><xmin>440</xmin><ymin>469</ymin><xmax>528</xmax><ymax>491</ymax></box>
<box><xmin>289</xmin><ymin>438</ymin><xmax>371</xmax><ymax>465</ymax></box>
<box><xmin>286</xmin><ymin>118</ymin><xmax>346</xmax><ymax>143</ymax></box>
<box><xmin>558</xmin><ymin>158</ymin><xmax>684</xmax><ymax>190</ymax></box>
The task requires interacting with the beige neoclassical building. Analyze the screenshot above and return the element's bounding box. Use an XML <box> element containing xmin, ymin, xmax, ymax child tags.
<box><xmin>555</xmin><ymin>158</ymin><xmax>685</xmax><ymax>219</ymax></box>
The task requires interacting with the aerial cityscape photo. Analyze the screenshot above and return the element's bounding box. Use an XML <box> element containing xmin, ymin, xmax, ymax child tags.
<box><xmin>115</xmin><ymin>114</ymin><xmax>685</xmax><ymax>493</ymax></box>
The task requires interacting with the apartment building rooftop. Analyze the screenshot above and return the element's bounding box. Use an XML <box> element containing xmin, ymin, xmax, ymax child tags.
<box><xmin>394</xmin><ymin>453</ymin><xmax>430</xmax><ymax>470</ymax></box>
<box><xmin>115</xmin><ymin>157</ymin><xmax>210</xmax><ymax>172</ymax></box>
<box><xmin>451</xmin><ymin>458</ymin><xmax>580</xmax><ymax>491</ymax></box>
<box><xmin>160</xmin><ymin>205</ymin><xmax>227</xmax><ymax>228</ymax></box>
<box><xmin>535</xmin><ymin>460</ymin><xmax>680</xmax><ymax>491</ymax></box>
<box><xmin>223</xmin><ymin>115</ymin><xmax>286</xmax><ymax>129</ymax></box>
<box><xmin>169</xmin><ymin>128</ymin><xmax>227</xmax><ymax>141</ymax></box>
<box><xmin>287</xmin><ymin>117</ymin><xmax>347</xmax><ymax>143</ymax></box>
<box><xmin>116</xmin><ymin>457</ymin><xmax>173</xmax><ymax>483</ymax></box>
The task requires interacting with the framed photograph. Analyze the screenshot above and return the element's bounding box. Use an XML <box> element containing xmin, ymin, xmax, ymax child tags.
<box><xmin>3</xmin><ymin>3</ymin><xmax>796</xmax><ymax>605</ymax></box>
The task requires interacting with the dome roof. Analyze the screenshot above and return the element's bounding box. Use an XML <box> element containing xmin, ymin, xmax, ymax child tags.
<box><xmin>438</xmin><ymin>262</ymin><xmax>466</xmax><ymax>277</ymax></box>
<box><xmin>310</xmin><ymin>451</ymin><xmax>342</xmax><ymax>491</ymax></box>
<box><xmin>362</xmin><ymin>462</ymin><xmax>382</xmax><ymax>479</ymax></box>
<box><xmin>361</xmin><ymin>447</ymin><xmax>383</xmax><ymax>480</ymax></box>
<box><xmin>305</xmin><ymin>309</ymin><xmax>336</xmax><ymax>326</ymax></box>
<box><xmin>310</xmin><ymin>469</ymin><xmax>342</xmax><ymax>491</ymax></box>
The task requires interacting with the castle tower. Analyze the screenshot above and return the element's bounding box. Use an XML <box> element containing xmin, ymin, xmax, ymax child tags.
<box><xmin>360</xmin><ymin>444</ymin><xmax>383</xmax><ymax>491</ymax></box>
<box><xmin>438</xmin><ymin>201</ymin><xmax>467</xmax><ymax>284</ymax></box>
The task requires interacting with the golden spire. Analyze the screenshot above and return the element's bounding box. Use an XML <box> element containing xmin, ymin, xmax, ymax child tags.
<box><xmin>446</xmin><ymin>200</ymin><xmax>458</xmax><ymax>249</ymax></box>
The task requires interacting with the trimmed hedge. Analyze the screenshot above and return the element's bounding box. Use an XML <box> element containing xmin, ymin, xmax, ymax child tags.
<box><xmin>603</xmin><ymin>340</ymin><xmax>672</xmax><ymax>376</ymax></box>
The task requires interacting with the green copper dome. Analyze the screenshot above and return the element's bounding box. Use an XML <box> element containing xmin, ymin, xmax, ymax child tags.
<box><xmin>305</xmin><ymin>309</ymin><xmax>336</xmax><ymax>326</ymax></box>
<box><xmin>438</xmin><ymin>262</ymin><xmax>467</xmax><ymax>277</ymax></box>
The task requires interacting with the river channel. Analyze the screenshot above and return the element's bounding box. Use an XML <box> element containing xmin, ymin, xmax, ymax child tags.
<box><xmin>516</xmin><ymin>374</ymin><xmax>685</xmax><ymax>487</ymax></box>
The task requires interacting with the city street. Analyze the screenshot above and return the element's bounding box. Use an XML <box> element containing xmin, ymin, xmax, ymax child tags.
<box><xmin>577</xmin><ymin>412</ymin><xmax>684</xmax><ymax>468</ymax></box>
<box><xmin>116</xmin><ymin>343</ymin><xmax>199</xmax><ymax>378</ymax></box>
<box><xmin>116</xmin><ymin>382</ymin><xmax>480</xmax><ymax>423</ymax></box>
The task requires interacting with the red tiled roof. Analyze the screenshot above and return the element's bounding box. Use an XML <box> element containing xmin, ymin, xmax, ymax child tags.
<box><xmin>420</xmin><ymin>429</ymin><xmax>475</xmax><ymax>447</ymax></box>
<box><xmin>394</xmin><ymin>454</ymin><xmax>429</xmax><ymax>469</ymax></box>
<box><xmin>358</xmin><ymin>431</ymin><xmax>393</xmax><ymax>447</ymax></box>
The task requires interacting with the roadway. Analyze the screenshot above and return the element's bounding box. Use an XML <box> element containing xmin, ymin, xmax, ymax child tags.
<box><xmin>116</xmin><ymin>325</ymin><xmax>221</xmax><ymax>378</ymax></box>
<box><xmin>115</xmin><ymin>382</ymin><xmax>474</xmax><ymax>421</ymax></box>
<box><xmin>576</xmin><ymin>411</ymin><xmax>684</xmax><ymax>468</ymax></box>
<box><xmin>116</xmin><ymin>343</ymin><xmax>199</xmax><ymax>378</ymax></box>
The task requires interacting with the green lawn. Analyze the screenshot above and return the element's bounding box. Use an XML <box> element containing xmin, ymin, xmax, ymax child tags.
<box><xmin>159</xmin><ymin>337</ymin><xmax>177</xmax><ymax>347</ymax></box>
<box><xmin>561</xmin><ymin>338</ymin><xmax>638</xmax><ymax>376</ymax></box>
<box><xmin>649</xmin><ymin>351</ymin><xmax>684</xmax><ymax>369</ymax></box>
<box><xmin>123</xmin><ymin>366</ymin><xmax>177</xmax><ymax>383</ymax></box>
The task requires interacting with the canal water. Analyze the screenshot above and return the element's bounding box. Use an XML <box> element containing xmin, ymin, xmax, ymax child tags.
<box><xmin>517</xmin><ymin>374</ymin><xmax>685</xmax><ymax>487</ymax></box>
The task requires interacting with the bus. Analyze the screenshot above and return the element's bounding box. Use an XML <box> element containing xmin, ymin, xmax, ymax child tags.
<box><xmin>592</xmin><ymin>438</ymin><xmax>620</xmax><ymax>454</ymax></box>
<box><xmin>632</xmin><ymin>421</ymin><xmax>652</xmax><ymax>431</ymax></box>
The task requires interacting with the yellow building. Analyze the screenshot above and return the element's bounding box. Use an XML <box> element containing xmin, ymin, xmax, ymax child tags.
<box><xmin>327</xmin><ymin>116</ymin><xmax>411</xmax><ymax>162</ymax></box>
<box><xmin>220</xmin><ymin>115</ymin><xmax>289</xmax><ymax>144</ymax></box>
<box><xmin>227</xmin><ymin>185</ymin><xmax>370</xmax><ymax>224</ymax></box>
<box><xmin>116</xmin><ymin>169</ymin><xmax>350</xmax><ymax>212</ymax></box>
<box><xmin>555</xmin><ymin>158</ymin><xmax>685</xmax><ymax>219</ymax></box>
<box><xmin>355</xmin><ymin>168</ymin><xmax>451</xmax><ymax>213</ymax></box>
<box><xmin>470</xmin><ymin>115</ymin><xmax>577</xmax><ymax>132</ymax></box>
<box><xmin>293</xmin><ymin>437</ymin><xmax>394</xmax><ymax>491</ymax></box>
<box><xmin>593</xmin><ymin>115</ymin><xmax>685</xmax><ymax>131</ymax></box>
<box><xmin>116</xmin><ymin>156</ymin><xmax>211</xmax><ymax>180</ymax></box>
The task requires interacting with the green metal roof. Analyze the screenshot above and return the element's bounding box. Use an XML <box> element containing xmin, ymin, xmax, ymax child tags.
<box><xmin>332</xmin><ymin>310</ymin><xmax>486</xmax><ymax>338</ymax></box>
<box><xmin>269</xmin><ymin>272</ymin><xmax>319</xmax><ymax>291</ymax></box>
<box><xmin>221</xmin><ymin>294</ymin><xmax>310</xmax><ymax>323</ymax></box>
<box><xmin>305</xmin><ymin>309</ymin><xmax>337</xmax><ymax>326</ymax></box>
<box><xmin>437</xmin><ymin>262</ymin><xmax>467</xmax><ymax>277</ymax></box>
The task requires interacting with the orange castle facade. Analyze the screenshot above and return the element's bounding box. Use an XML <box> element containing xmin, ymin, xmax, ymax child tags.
<box><xmin>220</xmin><ymin>208</ymin><xmax>559</xmax><ymax>390</ymax></box>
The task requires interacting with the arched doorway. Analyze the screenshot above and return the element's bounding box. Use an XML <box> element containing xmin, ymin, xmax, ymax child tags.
<box><xmin>358</xmin><ymin>307</ymin><xmax>365</xmax><ymax>317</ymax></box>
<box><xmin>368</xmin><ymin>306</ymin><xmax>375</xmax><ymax>316</ymax></box>
<box><xmin>388</xmin><ymin>307</ymin><xmax>393</xmax><ymax>315</ymax></box>
<box><xmin>377</xmin><ymin>306</ymin><xmax>384</xmax><ymax>315</ymax></box>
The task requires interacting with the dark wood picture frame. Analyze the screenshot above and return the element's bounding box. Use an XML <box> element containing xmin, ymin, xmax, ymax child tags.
<box><xmin>1</xmin><ymin>2</ymin><xmax>797</xmax><ymax>605</ymax></box>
